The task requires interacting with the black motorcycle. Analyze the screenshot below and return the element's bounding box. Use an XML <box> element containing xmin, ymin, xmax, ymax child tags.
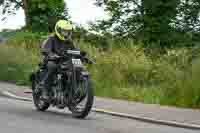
<box><xmin>30</xmin><ymin>50</ymin><xmax>95</xmax><ymax>118</ymax></box>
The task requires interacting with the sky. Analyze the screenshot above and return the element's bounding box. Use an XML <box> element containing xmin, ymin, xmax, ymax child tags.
<box><xmin>0</xmin><ymin>0</ymin><xmax>106</xmax><ymax>31</ymax></box>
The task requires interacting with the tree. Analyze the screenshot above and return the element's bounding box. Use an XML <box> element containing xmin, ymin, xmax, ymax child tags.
<box><xmin>94</xmin><ymin>0</ymin><xmax>179</xmax><ymax>49</ymax></box>
<box><xmin>27</xmin><ymin>0</ymin><xmax>70</xmax><ymax>32</ymax></box>
<box><xmin>0</xmin><ymin>0</ymin><xmax>28</xmax><ymax>25</ymax></box>
<box><xmin>174</xmin><ymin>0</ymin><xmax>200</xmax><ymax>32</ymax></box>
<box><xmin>142</xmin><ymin>0</ymin><xmax>179</xmax><ymax>48</ymax></box>
<box><xmin>94</xmin><ymin>0</ymin><xmax>143</xmax><ymax>36</ymax></box>
<box><xmin>0</xmin><ymin>0</ymin><xmax>70</xmax><ymax>32</ymax></box>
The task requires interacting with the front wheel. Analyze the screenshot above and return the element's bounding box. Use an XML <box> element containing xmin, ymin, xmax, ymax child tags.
<box><xmin>69</xmin><ymin>77</ymin><xmax>94</xmax><ymax>119</ymax></box>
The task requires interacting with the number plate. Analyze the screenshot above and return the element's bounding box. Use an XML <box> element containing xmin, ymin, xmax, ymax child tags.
<box><xmin>72</xmin><ymin>59</ymin><xmax>82</xmax><ymax>67</ymax></box>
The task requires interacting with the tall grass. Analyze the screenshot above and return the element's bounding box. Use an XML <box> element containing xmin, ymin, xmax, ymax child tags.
<box><xmin>0</xmin><ymin>45</ymin><xmax>39</xmax><ymax>85</ymax></box>
<box><xmin>0</xmin><ymin>33</ymin><xmax>199</xmax><ymax>108</ymax></box>
<box><xmin>77</xmin><ymin>40</ymin><xmax>198</xmax><ymax>108</ymax></box>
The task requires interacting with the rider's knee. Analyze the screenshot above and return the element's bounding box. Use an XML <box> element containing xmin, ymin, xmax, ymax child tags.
<box><xmin>47</xmin><ymin>61</ymin><xmax>57</xmax><ymax>69</ymax></box>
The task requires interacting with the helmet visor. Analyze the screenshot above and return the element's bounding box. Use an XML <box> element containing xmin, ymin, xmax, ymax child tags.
<box><xmin>61</xmin><ymin>29</ymin><xmax>72</xmax><ymax>36</ymax></box>
<box><xmin>57</xmin><ymin>27</ymin><xmax>72</xmax><ymax>40</ymax></box>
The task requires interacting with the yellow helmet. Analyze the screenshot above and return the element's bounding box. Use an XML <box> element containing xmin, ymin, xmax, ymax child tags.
<box><xmin>55</xmin><ymin>20</ymin><xmax>73</xmax><ymax>41</ymax></box>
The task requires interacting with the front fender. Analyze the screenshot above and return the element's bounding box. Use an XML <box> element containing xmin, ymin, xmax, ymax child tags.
<box><xmin>81</xmin><ymin>71</ymin><xmax>89</xmax><ymax>77</ymax></box>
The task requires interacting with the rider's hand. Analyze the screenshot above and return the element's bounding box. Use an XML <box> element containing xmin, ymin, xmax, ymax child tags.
<box><xmin>49</xmin><ymin>54</ymin><xmax>60</xmax><ymax>59</ymax></box>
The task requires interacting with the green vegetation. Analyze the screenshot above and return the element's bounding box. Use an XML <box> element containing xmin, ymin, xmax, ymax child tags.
<box><xmin>26</xmin><ymin>0</ymin><xmax>69</xmax><ymax>32</ymax></box>
<box><xmin>0</xmin><ymin>0</ymin><xmax>200</xmax><ymax>108</ymax></box>
<box><xmin>1</xmin><ymin>0</ymin><xmax>69</xmax><ymax>32</ymax></box>
<box><xmin>0</xmin><ymin>34</ymin><xmax>199</xmax><ymax>108</ymax></box>
<box><xmin>0</xmin><ymin>44</ymin><xmax>38</xmax><ymax>85</ymax></box>
<box><xmin>93</xmin><ymin>0</ymin><xmax>200</xmax><ymax>49</ymax></box>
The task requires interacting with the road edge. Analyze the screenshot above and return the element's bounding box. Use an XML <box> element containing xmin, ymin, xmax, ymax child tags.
<box><xmin>1</xmin><ymin>90</ymin><xmax>200</xmax><ymax>130</ymax></box>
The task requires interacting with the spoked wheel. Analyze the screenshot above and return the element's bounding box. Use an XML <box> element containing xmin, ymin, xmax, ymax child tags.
<box><xmin>69</xmin><ymin>77</ymin><xmax>94</xmax><ymax>119</ymax></box>
<box><xmin>32</xmin><ymin>78</ymin><xmax>50</xmax><ymax>111</ymax></box>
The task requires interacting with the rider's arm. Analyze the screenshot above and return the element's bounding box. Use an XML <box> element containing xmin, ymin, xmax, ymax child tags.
<box><xmin>67</xmin><ymin>39</ymin><xmax>87</xmax><ymax>56</ymax></box>
<box><xmin>41</xmin><ymin>37</ymin><xmax>57</xmax><ymax>57</ymax></box>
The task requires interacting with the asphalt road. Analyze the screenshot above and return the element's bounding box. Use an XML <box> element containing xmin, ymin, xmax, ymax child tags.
<box><xmin>0</xmin><ymin>96</ymin><xmax>199</xmax><ymax>133</ymax></box>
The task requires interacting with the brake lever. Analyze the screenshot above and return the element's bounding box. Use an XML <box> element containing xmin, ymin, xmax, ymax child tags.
<box><xmin>90</xmin><ymin>59</ymin><xmax>96</xmax><ymax>65</ymax></box>
<box><xmin>83</xmin><ymin>57</ymin><xmax>96</xmax><ymax>64</ymax></box>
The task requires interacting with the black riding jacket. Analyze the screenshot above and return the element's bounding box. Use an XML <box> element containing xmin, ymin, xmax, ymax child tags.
<box><xmin>41</xmin><ymin>35</ymin><xmax>75</xmax><ymax>57</ymax></box>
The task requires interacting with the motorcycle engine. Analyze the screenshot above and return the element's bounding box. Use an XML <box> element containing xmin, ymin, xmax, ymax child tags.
<box><xmin>52</xmin><ymin>74</ymin><xmax>66</xmax><ymax>109</ymax></box>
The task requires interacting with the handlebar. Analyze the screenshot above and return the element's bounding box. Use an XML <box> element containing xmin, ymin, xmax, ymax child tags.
<box><xmin>46</xmin><ymin>50</ymin><xmax>95</xmax><ymax>65</ymax></box>
<box><xmin>82</xmin><ymin>57</ymin><xmax>96</xmax><ymax>64</ymax></box>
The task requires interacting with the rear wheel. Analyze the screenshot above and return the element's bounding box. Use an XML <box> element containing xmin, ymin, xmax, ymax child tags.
<box><xmin>32</xmin><ymin>75</ymin><xmax>50</xmax><ymax>111</ymax></box>
<box><xmin>69</xmin><ymin>77</ymin><xmax>94</xmax><ymax>119</ymax></box>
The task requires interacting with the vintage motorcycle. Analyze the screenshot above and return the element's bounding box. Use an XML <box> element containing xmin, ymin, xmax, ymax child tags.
<box><xmin>30</xmin><ymin>49</ymin><xmax>95</xmax><ymax>118</ymax></box>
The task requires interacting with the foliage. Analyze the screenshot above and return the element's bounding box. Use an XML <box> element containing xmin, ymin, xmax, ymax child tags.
<box><xmin>0</xmin><ymin>0</ymin><xmax>22</xmax><ymax>16</ymax></box>
<box><xmin>6</xmin><ymin>31</ymin><xmax>47</xmax><ymax>53</ymax></box>
<box><xmin>73</xmin><ymin>25</ymin><xmax>112</xmax><ymax>49</ymax></box>
<box><xmin>93</xmin><ymin>0</ymin><xmax>200</xmax><ymax>50</ymax></box>
<box><xmin>0</xmin><ymin>0</ymin><xmax>70</xmax><ymax>32</ymax></box>
<box><xmin>174</xmin><ymin>0</ymin><xmax>200</xmax><ymax>32</ymax></box>
<box><xmin>1</xmin><ymin>33</ymin><xmax>199</xmax><ymax>108</ymax></box>
<box><xmin>0</xmin><ymin>44</ymin><xmax>39</xmax><ymax>85</ymax></box>
<box><xmin>27</xmin><ymin>0</ymin><xmax>70</xmax><ymax>32</ymax></box>
<box><xmin>78</xmin><ymin>40</ymin><xmax>199</xmax><ymax>108</ymax></box>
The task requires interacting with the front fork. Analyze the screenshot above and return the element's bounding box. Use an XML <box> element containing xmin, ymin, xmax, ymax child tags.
<box><xmin>67</xmin><ymin>66</ymin><xmax>77</xmax><ymax>105</ymax></box>
<box><xmin>65</xmin><ymin>66</ymin><xmax>88</xmax><ymax>105</ymax></box>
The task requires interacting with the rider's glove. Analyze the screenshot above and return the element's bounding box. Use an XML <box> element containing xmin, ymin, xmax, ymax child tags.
<box><xmin>80</xmin><ymin>51</ymin><xmax>87</xmax><ymax>57</ymax></box>
<box><xmin>49</xmin><ymin>53</ymin><xmax>60</xmax><ymax>60</ymax></box>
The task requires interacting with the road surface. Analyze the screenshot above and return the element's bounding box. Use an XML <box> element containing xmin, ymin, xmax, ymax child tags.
<box><xmin>0</xmin><ymin>96</ymin><xmax>199</xmax><ymax>133</ymax></box>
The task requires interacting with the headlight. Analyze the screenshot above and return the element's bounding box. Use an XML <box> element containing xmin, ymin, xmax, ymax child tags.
<box><xmin>72</xmin><ymin>59</ymin><xmax>83</xmax><ymax>67</ymax></box>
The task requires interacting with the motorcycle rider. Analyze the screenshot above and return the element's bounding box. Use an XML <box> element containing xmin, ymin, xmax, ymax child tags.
<box><xmin>39</xmin><ymin>20</ymin><xmax>76</xmax><ymax>100</ymax></box>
